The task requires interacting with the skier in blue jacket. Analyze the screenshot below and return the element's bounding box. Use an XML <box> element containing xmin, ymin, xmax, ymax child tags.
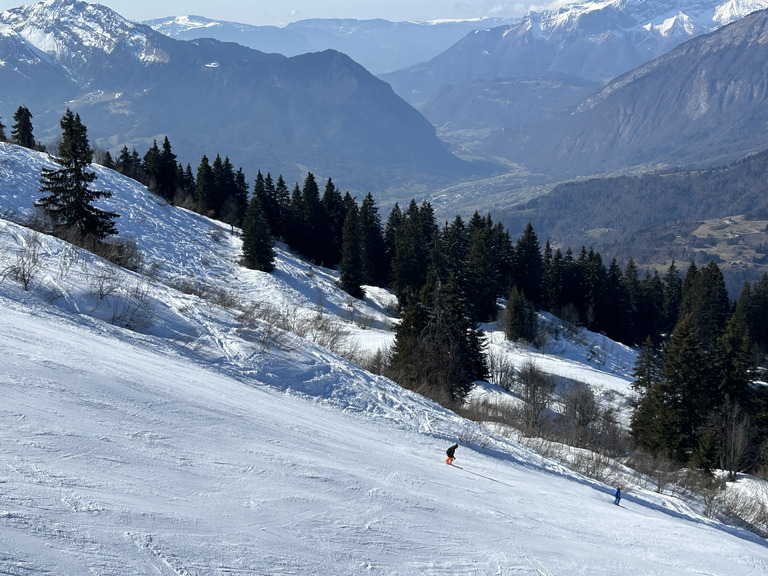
<box><xmin>614</xmin><ymin>485</ymin><xmax>623</xmax><ymax>505</ymax></box>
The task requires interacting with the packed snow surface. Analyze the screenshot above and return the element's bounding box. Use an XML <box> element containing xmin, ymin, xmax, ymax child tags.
<box><xmin>1</xmin><ymin>142</ymin><xmax>768</xmax><ymax>574</ymax></box>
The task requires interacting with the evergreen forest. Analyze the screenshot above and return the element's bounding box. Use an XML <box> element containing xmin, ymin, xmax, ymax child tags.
<box><xmin>5</xmin><ymin>106</ymin><xmax>768</xmax><ymax>481</ymax></box>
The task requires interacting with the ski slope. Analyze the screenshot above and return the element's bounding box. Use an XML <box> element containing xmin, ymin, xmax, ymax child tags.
<box><xmin>2</xmin><ymin>142</ymin><xmax>768</xmax><ymax>574</ymax></box>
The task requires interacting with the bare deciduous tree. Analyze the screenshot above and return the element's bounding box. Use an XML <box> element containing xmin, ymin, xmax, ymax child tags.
<box><xmin>516</xmin><ymin>360</ymin><xmax>555</xmax><ymax>435</ymax></box>
<box><xmin>721</xmin><ymin>400</ymin><xmax>752</xmax><ymax>482</ymax></box>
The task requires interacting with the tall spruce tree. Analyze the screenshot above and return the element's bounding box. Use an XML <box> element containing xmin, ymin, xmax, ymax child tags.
<box><xmin>157</xmin><ymin>136</ymin><xmax>178</xmax><ymax>202</ymax></box>
<box><xmin>241</xmin><ymin>193</ymin><xmax>275</xmax><ymax>272</ymax></box>
<box><xmin>36</xmin><ymin>109</ymin><xmax>118</xmax><ymax>240</ymax></box>
<box><xmin>11</xmin><ymin>106</ymin><xmax>35</xmax><ymax>149</ymax></box>
<box><xmin>505</xmin><ymin>285</ymin><xmax>537</xmax><ymax>343</ymax></box>
<box><xmin>322</xmin><ymin>177</ymin><xmax>346</xmax><ymax>265</ymax></box>
<box><xmin>359</xmin><ymin>193</ymin><xmax>387</xmax><ymax>287</ymax></box>
<box><xmin>388</xmin><ymin>278</ymin><xmax>485</xmax><ymax>405</ymax></box>
<box><xmin>194</xmin><ymin>155</ymin><xmax>214</xmax><ymax>215</ymax></box>
<box><xmin>659</xmin><ymin>316</ymin><xmax>716</xmax><ymax>462</ymax></box>
<box><xmin>0</xmin><ymin>115</ymin><xmax>5</xmax><ymax>140</ymax></box>
<box><xmin>629</xmin><ymin>336</ymin><xmax>665</xmax><ymax>453</ymax></box>
<box><xmin>662</xmin><ymin>261</ymin><xmax>683</xmax><ymax>334</ymax></box>
<box><xmin>143</xmin><ymin>139</ymin><xmax>161</xmax><ymax>192</ymax></box>
<box><xmin>466</xmin><ymin>213</ymin><xmax>502</xmax><ymax>322</ymax></box>
<box><xmin>340</xmin><ymin>201</ymin><xmax>364</xmax><ymax>299</ymax></box>
<box><xmin>513</xmin><ymin>223</ymin><xmax>544</xmax><ymax>308</ymax></box>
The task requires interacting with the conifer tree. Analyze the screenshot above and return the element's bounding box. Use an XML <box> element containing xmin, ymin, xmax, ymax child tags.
<box><xmin>389</xmin><ymin>278</ymin><xmax>486</xmax><ymax>405</ymax></box>
<box><xmin>299</xmin><ymin>172</ymin><xmax>335</xmax><ymax>265</ymax></box>
<box><xmin>662</xmin><ymin>261</ymin><xmax>683</xmax><ymax>334</ymax></box>
<box><xmin>716</xmin><ymin>309</ymin><xmax>753</xmax><ymax>408</ymax></box>
<box><xmin>322</xmin><ymin>177</ymin><xmax>346</xmax><ymax>264</ymax></box>
<box><xmin>195</xmin><ymin>155</ymin><xmax>214</xmax><ymax>215</ymax></box>
<box><xmin>11</xmin><ymin>105</ymin><xmax>35</xmax><ymax>149</ymax></box>
<box><xmin>36</xmin><ymin>109</ymin><xmax>118</xmax><ymax>240</ymax></box>
<box><xmin>359</xmin><ymin>193</ymin><xmax>387</xmax><ymax>287</ymax></box>
<box><xmin>283</xmin><ymin>182</ymin><xmax>303</xmax><ymax>250</ymax></box>
<box><xmin>391</xmin><ymin>200</ymin><xmax>437</xmax><ymax>304</ymax></box>
<box><xmin>0</xmin><ymin>115</ymin><xmax>5</xmax><ymax>141</ymax></box>
<box><xmin>629</xmin><ymin>337</ymin><xmax>666</xmax><ymax>454</ymax></box>
<box><xmin>603</xmin><ymin>258</ymin><xmax>630</xmax><ymax>343</ymax></box>
<box><xmin>582</xmin><ymin>248</ymin><xmax>607</xmax><ymax>331</ymax></box>
<box><xmin>513</xmin><ymin>223</ymin><xmax>544</xmax><ymax>308</ymax></box>
<box><xmin>383</xmin><ymin>202</ymin><xmax>403</xmax><ymax>284</ymax></box>
<box><xmin>274</xmin><ymin>174</ymin><xmax>291</xmax><ymax>239</ymax></box>
<box><xmin>143</xmin><ymin>139</ymin><xmax>161</xmax><ymax>191</ymax></box>
<box><xmin>241</xmin><ymin>193</ymin><xmax>275</xmax><ymax>272</ymax></box>
<box><xmin>441</xmin><ymin>215</ymin><xmax>468</xmax><ymax>281</ymax></box>
<box><xmin>340</xmin><ymin>201</ymin><xmax>364</xmax><ymax>299</ymax></box>
<box><xmin>679</xmin><ymin>260</ymin><xmax>730</xmax><ymax>353</ymax></box>
<box><xmin>505</xmin><ymin>285</ymin><xmax>537</xmax><ymax>343</ymax></box>
<box><xmin>659</xmin><ymin>317</ymin><xmax>715</xmax><ymax>462</ymax></box>
<box><xmin>466</xmin><ymin>213</ymin><xmax>501</xmax><ymax>322</ymax></box>
<box><xmin>255</xmin><ymin>171</ymin><xmax>282</xmax><ymax>239</ymax></box>
<box><xmin>157</xmin><ymin>136</ymin><xmax>177</xmax><ymax>202</ymax></box>
<box><xmin>176</xmin><ymin>163</ymin><xmax>195</xmax><ymax>205</ymax></box>
<box><xmin>101</xmin><ymin>150</ymin><xmax>114</xmax><ymax>169</ymax></box>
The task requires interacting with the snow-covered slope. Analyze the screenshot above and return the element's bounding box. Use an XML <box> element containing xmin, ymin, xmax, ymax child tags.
<box><xmin>2</xmin><ymin>142</ymin><xmax>768</xmax><ymax>574</ymax></box>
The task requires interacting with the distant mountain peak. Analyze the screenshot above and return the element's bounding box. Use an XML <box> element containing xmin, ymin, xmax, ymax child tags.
<box><xmin>0</xmin><ymin>0</ymin><xmax>161</xmax><ymax>76</ymax></box>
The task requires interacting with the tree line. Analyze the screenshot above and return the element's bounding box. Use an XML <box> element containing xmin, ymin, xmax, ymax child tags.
<box><xmin>12</xmin><ymin>105</ymin><xmax>768</xmax><ymax>478</ymax></box>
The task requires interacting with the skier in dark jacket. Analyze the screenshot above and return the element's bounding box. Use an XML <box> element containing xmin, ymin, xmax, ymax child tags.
<box><xmin>614</xmin><ymin>485</ymin><xmax>623</xmax><ymax>505</ymax></box>
<box><xmin>445</xmin><ymin>443</ymin><xmax>458</xmax><ymax>465</ymax></box>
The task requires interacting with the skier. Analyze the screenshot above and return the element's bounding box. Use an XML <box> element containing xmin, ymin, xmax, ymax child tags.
<box><xmin>445</xmin><ymin>443</ymin><xmax>458</xmax><ymax>465</ymax></box>
<box><xmin>614</xmin><ymin>484</ymin><xmax>623</xmax><ymax>505</ymax></box>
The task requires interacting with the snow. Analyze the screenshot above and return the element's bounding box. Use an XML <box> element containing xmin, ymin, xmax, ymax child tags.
<box><xmin>2</xmin><ymin>141</ymin><xmax>768</xmax><ymax>574</ymax></box>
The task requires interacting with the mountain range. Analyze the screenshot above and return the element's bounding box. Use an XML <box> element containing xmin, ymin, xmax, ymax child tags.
<box><xmin>380</xmin><ymin>0</ymin><xmax>768</xmax><ymax>181</ymax></box>
<box><xmin>0</xmin><ymin>0</ymin><xmax>484</xmax><ymax>193</ymax></box>
<box><xmin>145</xmin><ymin>15</ymin><xmax>514</xmax><ymax>75</ymax></box>
<box><xmin>489</xmin><ymin>7</ymin><xmax>768</xmax><ymax>178</ymax></box>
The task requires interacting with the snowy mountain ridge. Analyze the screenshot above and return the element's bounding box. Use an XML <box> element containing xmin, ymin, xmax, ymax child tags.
<box><xmin>2</xmin><ymin>141</ymin><xmax>768</xmax><ymax>573</ymax></box>
<box><xmin>0</xmin><ymin>0</ymin><xmax>165</xmax><ymax>77</ymax></box>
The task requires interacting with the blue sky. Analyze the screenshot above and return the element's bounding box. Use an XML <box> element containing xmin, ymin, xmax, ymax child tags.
<box><xmin>0</xmin><ymin>0</ymin><xmax>553</xmax><ymax>26</ymax></box>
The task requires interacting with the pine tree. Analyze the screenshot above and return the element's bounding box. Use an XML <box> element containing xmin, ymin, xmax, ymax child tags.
<box><xmin>11</xmin><ymin>106</ymin><xmax>35</xmax><ymax>149</ymax></box>
<box><xmin>36</xmin><ymin>109</ymin><xmax>118</xmax><ymax>240</ymax></box>
<box><xmin>637</xmin><ymin>271</ymin><xmax>664</xmax><ymax>346</ymax></box>
<box><xmin>299</xmin><ymin>172</ymin><xmax>335</xmax><ymax>265</ymax></box>
<box><xmin>0</xmin><ymin>115</ymin><xmax>6</xmax><ymax>141</ymax></box>
<box><xmin>679</xmin><ymin>260</ymin><xmax>730</xmax><ymax>352</ymax></box>
<box><xmin>194</xmin><ymin>155</ymin><xmax>214</xmax><ymax>215</ymax></box>
<box><xmin>101</xmin><ymin>150</ymin><xmax>114</xmax><ymax>169</ymax></box>
<box><xmin>359</xmin><ymin>193</ymin><xmax>387</xmax><ymax>287</ymax></box>
<box><xmin>322</xmin><ymin>177</ymin><xmax>346</xmax><ymax>265</ymax></box>
<box><xmin>505</xmin><ymin>285</ymin><xmax>537</xmax><ymax>343</ymax></box>
<box><xmin>659</xmin><ymin>317</ymin><xmax>715</xmax><ymax>462</ymax></box>
<box><xmin>383</xmin><ymin>202</ymin><xmax>403</xmax><ymax>285</ymax></box>
<box><xmin>340</xmin><ymin>201</ymin><xmax>364</xmax><ymax>299</ymax></box>
<box><xmin>662</xmin><ymin>261</ymin><xmax>683</xmax><ymax>334</ymax></box>
<box><xmin>716</xmin><ymin>309</ymin><xmax>753</xmax><ymax>408</ymax></box>
<box><xmin>629</xmin><ymin>337</ymin><xmax>666</xmax><ymax>455</ymax></box>
<box><xmin>283</xmin><ymin>182</ymin><xmax>303</xmax><ymax>250</ymax></box>
<box><xmin>388</xmin><ymin>278</ymin><xmax>486</xmax><ymax>405</ymax></box>
<box><xmin>241</xmin><ymin>193</ymin><xmax>275</xmax><ymax>272</ymax></box>
<box><xmin>466</xmin><ymin>213</ymin><xmax>501</xmax><ymax>323</ymax></box>
<box><xmin>143</xmin><ymin>140</ymin><xmax>161</xmax><ymax>192</ymax></box>
<box><xmin>602</xmin><ymin>258</ymin><xmax>631</xmax><ymax>343</ymax></box>
<box><xmin>392</xmin><ymin>200</ymin><xmax>437</xmax><ymax>304</ymax></box>
<box><xmin>255</xmin><ymin>171</ymin><xmax>282</xmax><ymax>239</ymax></box>
<box><xmin>157</xmin><ymin>136</ymin><xmax>177</xmax><ymax>202</ymax></box>
<box><xmin>274</xmin><ymin>174</ymin><xmax>291</xmax><ymax>239</ymax></box>
<box><xmin>513</xmin><ymin>223</ymin><xmax>544</xmax><ymax>308</ymax></box>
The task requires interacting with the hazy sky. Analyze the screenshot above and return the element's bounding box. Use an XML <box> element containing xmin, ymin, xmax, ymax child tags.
<box><xmin>0</xmin><ymin>0</ymin><xmax>557</xmax><ymax>26</ymax></box>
